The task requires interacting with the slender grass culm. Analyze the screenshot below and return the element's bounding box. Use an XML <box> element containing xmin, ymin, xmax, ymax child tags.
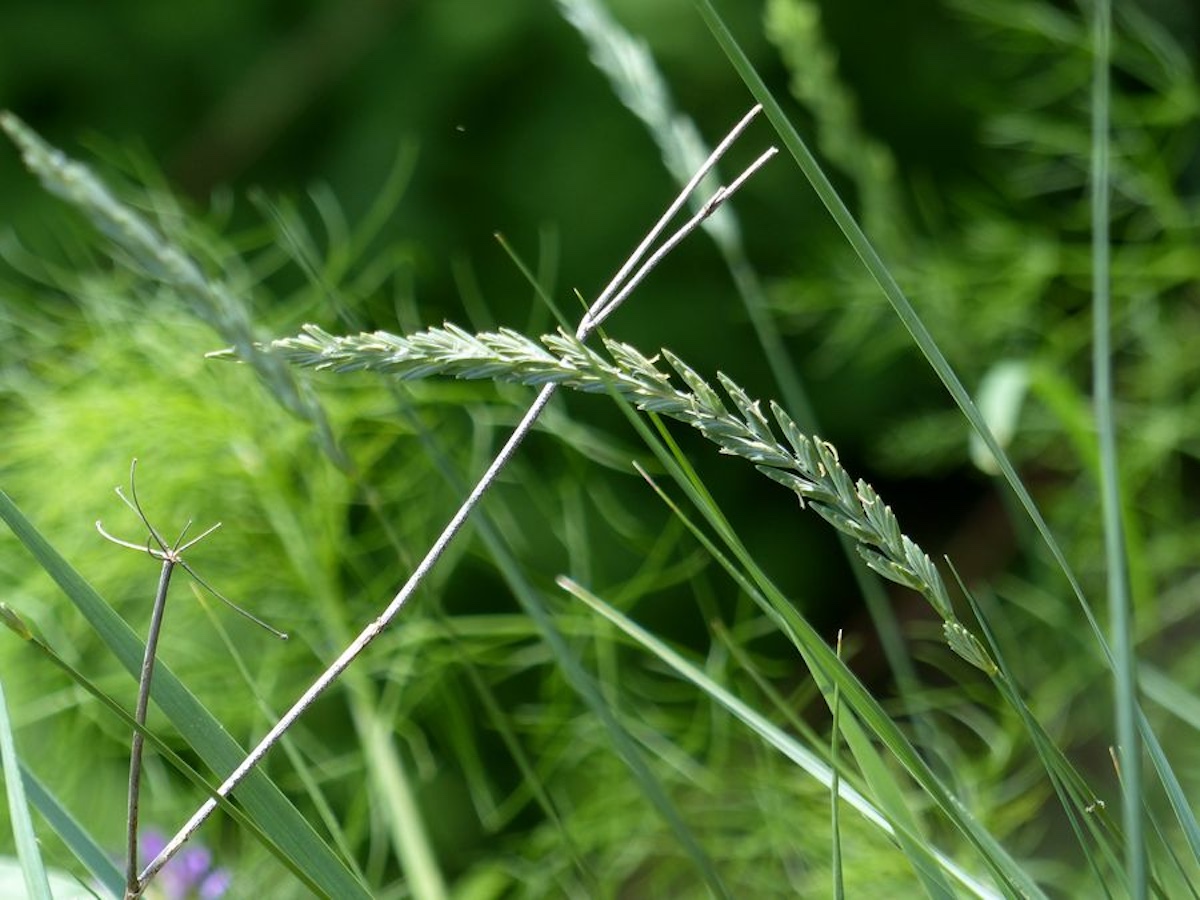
<box><xmin>138</xmin><ymin>107</ymin><xmax>777</xmax><ymax>893</ymax></box>
<box><xmin>0</xmin><ymin>104</ymin><xmax>777</xmax><ymax>897</ymax></box>
<box><xmin>1087</xmin><ymin>2</ymin><xmax>1144</xmax><ymax>896</ymax></box>
<box><xmin>265</xmin><ymin>323</ymin><xmax>1061</xmax><ymax>897</ymax></box>
<box><xmin>95</xmin><ymin>459</ymin><xmax>286</xmax><ymax>899</ymax></box>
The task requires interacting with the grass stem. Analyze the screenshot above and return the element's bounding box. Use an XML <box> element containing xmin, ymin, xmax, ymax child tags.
<box><xmin>141</xmin><ymin>107</ymin><xmax>776</xmax><ymax>888</ymax></box>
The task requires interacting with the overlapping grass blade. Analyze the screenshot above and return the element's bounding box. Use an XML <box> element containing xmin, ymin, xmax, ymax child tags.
<box><xmin>690</xmin><ymin>0</ymin><xmax>1199</xmax><ymax>869</ymax></box>
<box><xmin>0</xmin><ymin>115</ymin><xmax>445</xmax><ymax>894</ymax></box>
<box><xmin>612</xmin><ymin>413</ymin><xmax>1027</xmax><ymax>897</ymax></box>
<box><xmin>4</xmin><ymin>583</ymin><xmax>319</xmax><ymax>894</ymax></box>
<box><xmin>451</xmin><ymin>492</ymin><xmax>731</xmax><ymax>897</ymax></box>
<box><xmin>251</xmin><ymin>210</ymin><xmax>716</xmax><ymax>891</ymax></box>
<box><xmin>690</xmin><ymin>0</ymin><xmax>1100</xmax><ymax>644</ymax></box>
<box><xmin>559</xmin><ymin>577</ymin><xmax>995</xmax><ymax>899</ymax></box>
<box><xmin>1089</xmin><ymin>0</ymin><xmax>1144</xmax><ymax>892</ymax></box>
<box><xmin>951</xmin><ymin>568</ymin><xmax>1121</xmax><ymax>894</ymax></box>
<box><xmin>0</xmin><ymin>491</ymin><xmax>370</xmax><ymax>899</ymax></box>
<box><xmin>0</xmin><ymin>677</ymin><xmax>52</xmax><ymax>900</ymax></box>
<box><xmin>830</xmin><ymin>632</ymin><xmax>845</xmax><ymax>900</ymax></box>
<box><xmin>17</xmin><ymin>762</ymin><xmax>123</xmax><ymax>897</ymax></box>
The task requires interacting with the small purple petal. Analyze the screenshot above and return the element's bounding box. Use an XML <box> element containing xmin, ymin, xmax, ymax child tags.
<box><xmin>158</xmin><ymin>865</ymin><xmax>190</xmax><ymax>900</ymax></box>
<box><xmin>134</xmin><ymin>830</ymin><xmax>231</xmax><ymax>899</ymax></box>
<box><xmin>139</xmin><ymin>829</ymin><xmax>168</xmax><ymax>860</ymax></box>
<box><xmin>199</xmin><ymin>867</ymin><xmax>233</xmax><ymax>899</ymax></box>
<box><xmin>177</xmin><ymin>845</ymin><xmax>214</xmax><ymax>885</ymax></box>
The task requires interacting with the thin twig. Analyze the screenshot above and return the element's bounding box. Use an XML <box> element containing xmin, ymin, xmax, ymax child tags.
<box><xmin>580</xmin><ymin>103</ymin><xmax>764</xmax><ymax>333</ymax></box>
<box><xmin>96</xmin><ymin>461</ymin><xmax>206</xmax><ymax>899</ymax></box>
<box><xmin>98</xmin><ymin>459</ymin><xmax>285</xmax><ymax>899</ymax></box>
<box><xmin>586</xmin><ymin>146</ymin><xmax>776</xmax><ymax>333</ymax></box>
<box><xmin>140</xmin><ymin>106</ymin><xmax>774</xmax><ymax>889</ymax></box>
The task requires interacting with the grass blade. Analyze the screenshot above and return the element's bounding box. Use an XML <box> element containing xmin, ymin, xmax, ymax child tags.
<box><xmin>615</xmin><ymin>412</ymin><xmax>1042</xmax><ymax>897</ymax></box>
<box><xmin>0</xmin><ymin>677</ymin><xmax>52</xmax><ymax>900</ymax></box>
<box><xmin>18</xmin><ymin>763</ymin><xmax>124</xmax><ymax>897</ymax></box>
<box><xmin>558</xmin><ymin>0</ymin><xmax>945</xmax><ymax>777</ymax></box>
<box><xmin>0</xmin><ymin>490</ymin><xmax>370</xmax><ymax>900</ymax></box>
<box><xmin>830</xmin><ymin>707</ymin><xmax>956</xmax><ymax>899</ymax></box>
<box><xmin>690</xmin><ymin>0</ymin><xmax>1200</xmax><ymax>863</ymax></box>
<box><xmin>559</xmin><ymin>576</ymin><xmax>998</xmax><ymax>900</ymax></box>
<box><xmin>1089</xmin><ymin>0</ymin><xmax>1144</xmax><ymax>893</ymax></box>
<box><xmin>951</xmin><ymin>569</ymin><xmax>1121</xmax><ymax>893</ymax></box>
<box><xmin>5</xmin><ymin>599</ymin><xmax>316</xmax><ymax>894</ymax></box>
<box><xmin>478</xmin><ymin>528</ymin><xmax>731</xmax><ymax>897</ymax></box>
<box><xmin>690</xmin><ymin>0</ymin><xmax>1100</xmax><ymax>642</ymax></box>
<box><xmin>831</xmin><ymin>630</ymin><xmax>844</xmax><ymax>900</ymax></box>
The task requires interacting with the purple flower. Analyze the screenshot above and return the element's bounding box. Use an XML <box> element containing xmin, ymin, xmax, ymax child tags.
<box><xmin>139</xmin><ymin>829</ymin><xmax>232</xmax><ymax>900</ymax></box>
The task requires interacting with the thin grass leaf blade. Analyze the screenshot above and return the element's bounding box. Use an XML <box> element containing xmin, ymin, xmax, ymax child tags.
<box><xmin>0</xmin><ymin>678</ymin><xmax>52</xmax><ymax>900</ymax></box>
<box><xmin>559</xmin><ymin>576</ymin><xmax>1000</xmax><ymax>900</ymax></box>
<box><xmin>610</xmin><ymin>401</ymin><xmax>1045</xmax><ymax>898</ymax></box>
<box><xmin>951</xmin><ymin>567</ymin><xmax>1123</xmax><ymax>893</ymax></box>
<box><xmin>18</xmin><ymin>763</ymin><xmax>124</xmax><ymax>897</ymax></box>
<box><xmin>402</xmin><ymin>412</ymin><xmax>726</xmax><ymax>897</ymax></box>
<box><xmin>0</xmin><ymin>490</ymin><xmax>370</xmax><ymax>900</ymax></box>
<box><xmin>690</xmin><ymin>0</ymin><xmax>1106</xmax><ymax>662</ymax></box>
<box><xmin>1141</xmin><ymin>710</ymin><xmax>1200</xmax><ymax>864</ymax></box>
<box><xmin>1089</xmin><ymin>1</ymin><xmax>1144</xmax><ymax>892</ymax></box>
<box><xmin>489</xmin><ymin>554</ymin><xmax>731</xmax><ymax>898</ymax></box>
<box><xmin>831</xmin><ymin>706</ymin><xmax>956</xmax><ymax>900</ymax></box>
<box><xmin>831</xmin><ymin>633</ymin><xmax>844</xmax><ymax>900</ymax></box>
<box><xmin>691</xmin><ymin>0</ymin><xmax>1200</xmax><ymax>870</ymax></box>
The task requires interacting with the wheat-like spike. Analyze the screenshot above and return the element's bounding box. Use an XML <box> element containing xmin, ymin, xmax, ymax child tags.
<box><xmin>0</xmin><ymin>113</ymin><xmax>332</xmax><ymax>443</ymax></box>
<box><xmin>271</xmin><ymin>324</ymin><xmax>968</xmax><ymax>628</ymax></box>
<box><xmin>662</xmin><ymin>349</ymin><xmax>728</xmax><ymax>416</ymax></box>
<box><xmin>858</xmin><ymin>546</ymin><xmax>926</xmax><ymax>595</ymax></box>
<box><xmin>944</xmin><ymin>620</ymin><xmax>998</xmax><ymax>676</ymax></box>
<box><xmin>715</xmin><ymin>374</ymin><xmax>763</xmax><ymax>438</ymax></box>
<box><xmin>554</xmin><ymin>0</ymin><xmax>738</xmax><ymax>248</ymax></box>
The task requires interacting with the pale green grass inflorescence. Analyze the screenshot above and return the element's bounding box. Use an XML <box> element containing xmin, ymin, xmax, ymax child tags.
<box><xmin>270</xmin><ymin>322</ymin><xmax>987</xmax><ymax>665</ymax></box>
<box><xmin>0</xmin><ymin>111</ymin><xmax>346</xmax><ymax>471</ymax></box>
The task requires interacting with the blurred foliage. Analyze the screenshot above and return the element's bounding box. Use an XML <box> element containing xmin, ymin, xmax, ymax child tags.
<box><xmin>768</xmin><ymin>0</ymin><xmax>1200</xmax><ymax>612</ymax></box>
<box><xmin>1</xmin><ymin>0</ymin><xmax>1199</xmax><ymax>896</ymax></box>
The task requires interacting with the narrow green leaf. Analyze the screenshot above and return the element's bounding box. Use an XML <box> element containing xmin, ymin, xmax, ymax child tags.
<box><xmin>12</xmin><ymin>598</ymin><xmax>305</xmax><ymax>888</ymax></box>
<box><xmin>830</xmin><ymin>632</ymin><xmax>844</xmax><ymax>900</ymax></box>
<box><xmin>950</xmin><ymin>565</ymin><xmax>1122</xmax><ymax>894</ymax></box>
<box><xmin>559</xmin><ymin>576</ymin><xmax>999</xmax><ymax>900</ymax></box>
<box><xmin>0</xmin><ymin>490</ymin><xmax>369</xmax><ymax>900</ymax></box>
<box><xmin>19</xmin><ymin>764</ymin><xmax>124</xmax><ymax>897</ymax></box>
<box><xmin>691</xmin><ymin>0</ymin><xmax>1105</xmax><ymax>665</ymax></box>
<box><xmin>832</xmin><ymin>706</ymin><xmax>956</xmax><ymax>900</ymax></box>
<box><xmin>398</xmin><ymin>405</ymin><xmax>727</xmax><ymax>897</ymax></box>
<box><xmin>614</xmin><ymin>404</ymin><xmax>1046</xmax><ymax>898</ymax></box>
<box><xmin>0</xmin><ymin>678</ymin><xmax>52</xmax><ymax>900</ymax></box>
<box><xmin>1089</xmin><ymin>1</ymin><xmax>1144</xmax><ymax>893</ymax></box>
<box><xmin>691</xmin><ymin>0</ymin><xmax>1200</xmax><ymax>862</ymax></box>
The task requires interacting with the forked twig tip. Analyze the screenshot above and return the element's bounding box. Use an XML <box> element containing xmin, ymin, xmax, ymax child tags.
<box><xmin>181</xmin><ymin>562</ymin><xmax>288</xmax><ymax>641</ymax></box>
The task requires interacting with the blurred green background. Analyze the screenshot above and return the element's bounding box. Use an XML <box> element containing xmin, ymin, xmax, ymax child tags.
<box><xmin>0</xmin><ymin>0</ymin><xmax>1028</xmax><ymax>612</ymax></box>
<box><xmin>2</xmin><ymin>0</ymin><xmax>1199</xmax><ymax>895</ymax></box>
